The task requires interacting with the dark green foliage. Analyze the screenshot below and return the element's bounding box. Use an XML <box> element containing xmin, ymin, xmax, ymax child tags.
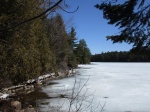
<box><xmin>95</xmin><ymin>0</ymin><xmax>150</xmax><ymax>53</ymax></box>
<box><xmin>0</xmin><ymin>0</ymin><xmax>91</xmax><ymax>85</ymax></box>
<box><xmin>0</xmin><ymin>0</ymin><xmax>55</xmax><ymax>84</ymax></box>
<box><xmin>68</xmin><ymin>27</ymin><xmax>78</xmax><ymax>50</ymax></box>
<box><xmin>45</xmin><ymin>14</ymin><xmax>70</xmax><ymax>72</ymax></box>
<box><xmin>91</xmin><ymin>51</ymin><xmax>150</xmax><ymax>62</ymax></box>
<box><xmin>68</xmin><ymin>27</ymin><xmax>78</xmax><ymax>68</ymax></box>
<box><xmin>67</xmin><ymin>29</ymin><xmax>91</xmax><ymax>65</ymax></box>
<box><xmin>75</xmin><ymin>39</ymin><xmax>91</xmax><ymax>64</ymax></box>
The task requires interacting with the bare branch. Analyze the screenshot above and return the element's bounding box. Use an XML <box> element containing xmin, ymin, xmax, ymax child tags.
<box><xmin>58</xmin><ymin>5</ymin><xmax>79</xmax><ymax>13</ymax></box>
<box><xmin>1</xmin><ymin>0</ymin><xmax>63</xmax><ymax>32</ymax></box>
<box><xmin>100</xmin><ymin>102</ymin><xmax>106</xmax><ymax>112</ymax></box>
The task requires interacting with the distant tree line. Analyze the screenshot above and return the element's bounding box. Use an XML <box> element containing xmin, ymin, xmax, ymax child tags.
<box><xmin>0</xmin><ymin>0</ymin><xmax>91</xmax><ymax>85</ymax></box>
<box><xmin>91</xmin><ymin>51</ymin><xmax>150</xmax><ymax>62</ymax></box>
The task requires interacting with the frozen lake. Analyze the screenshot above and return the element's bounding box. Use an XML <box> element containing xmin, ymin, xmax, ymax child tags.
<box><xmin>39</xmin><ymin>62</ymin><xmax>150</xmax><ymax>112</ymax></box>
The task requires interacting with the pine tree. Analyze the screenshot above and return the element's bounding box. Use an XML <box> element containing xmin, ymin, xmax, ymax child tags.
<box><xmin>95</xmin><ymin>0</ymin><xmax>150</xmax><ymax>53</ymax></box>
<box><xmin>0</xmin><ymin>0</ymin><xmax>55</xmax><ymax>84</ymax></box>
<box><xmin>68</xmin><ymin>27</ymin><xmax>78</xmax><ymax>68</ymax></box>
<box><xmin>45</xmin><ymin>14</ymin><xmax>70</xmax><ymax>72</ymax></box>
<box><xmin>75</xmin><ymin>39</ymin><xmax>91</xmax><ymax>64</ymax></box>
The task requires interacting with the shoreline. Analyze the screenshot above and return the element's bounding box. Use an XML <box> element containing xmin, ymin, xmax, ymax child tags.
<box><xmin>0</xmin><ymin>69</ymin><xmax>76</xmax><ymax>112</ymax></box>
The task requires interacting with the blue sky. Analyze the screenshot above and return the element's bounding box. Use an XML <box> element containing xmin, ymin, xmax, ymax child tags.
<box><xmin>60</xmin><ymin>0</ymin><xmax>133</xmax><ymax>54</ymax></box>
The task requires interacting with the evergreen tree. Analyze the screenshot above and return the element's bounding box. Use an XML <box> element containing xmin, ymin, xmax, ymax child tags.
<box><xmin>45</xmin><ymin>14</ymin><xmax>70</xmax><ymax>72</ymax></box>
<box><xmin>95</xmin><ymin>0</ymin><xmax>150</xmax><ymax>53</ymax></box>
<box><xmin>75</xmin><ymin>39</ymin><xmax>91</xmax><ymax>64</ymax></box>
<box><xmin>0</xmin><ymin>0</ymin><xmax>92</xmax><ymax>85</ymax></box>
<box><xmin>68</xmin><ymin>27</ymin><xmax>78</xmax><ymax>68</ymax></box>
<box><xmin>0</xmin><ymin>0</ymin><xmax>55</xmax><ymax>84</ymax></box>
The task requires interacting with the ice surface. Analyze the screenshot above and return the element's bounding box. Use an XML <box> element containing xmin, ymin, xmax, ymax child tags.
<box><xmin>39</xmin><ymin>62</ymin><xmax>150</xmax><ymax>112</ymax></box>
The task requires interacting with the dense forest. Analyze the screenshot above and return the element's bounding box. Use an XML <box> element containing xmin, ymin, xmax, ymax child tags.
<box><xmin>91</xmin><ymin>51</ymin><xmax>150</xmax><ymax>62</ymax></box>
<box><xmin>0</xmin><ymin>0</ymin><xmax>91</xmax><ymax>86</ymax></box>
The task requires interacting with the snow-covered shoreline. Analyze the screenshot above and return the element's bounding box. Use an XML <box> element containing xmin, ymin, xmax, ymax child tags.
<box><xmin>0</xmin><ymin>69</ymin><xmax>75</xmax><ymax>101</ymax></box>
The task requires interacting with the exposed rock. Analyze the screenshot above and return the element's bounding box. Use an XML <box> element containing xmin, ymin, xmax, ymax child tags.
<box><xmin>0</xmin><ymin>70</ymin><xmax>75</xmax><ymax>111</ymax></box>
<box><xmin>20</xmin><ymin>109</ymin><xmax>25</xmax><ymax>112</ymax></box>
<box><xmin>11</xmin><ymin>101</ymin><xmax>22</xmax><ymax>110</ymax></box>
<box><xmin>28</xmin><ymin>105</ymin><xmax>33</xmax><ymax>108</ymax></box>
<box><xmin>14</xmin><ymin>109</ymin><xmax>23</xmax><ymax>112</ymax></box>
<box><xmin>24</xmin><ymin>107</ymin><xmax>36</xmax><ymax>112</ymax></box>
<box><xmin>36</xmin><ymin>81</ymin><xmax>43</xmax><ymax>85</ymax></box>
<box><xmin>0</xmin><ymin>92</ymin><xmax>3</xmax><ymax>96</ymax></box>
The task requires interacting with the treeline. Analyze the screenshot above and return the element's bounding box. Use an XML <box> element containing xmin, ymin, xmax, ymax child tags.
<box><xmin>0</xmin><ymin>0</ymin><xmax>91</xmax><ymax>85</ymax></box>
<box><xmin>91</xmin><ymin>51</ymin><xmax>150</xmax><ymax>62</ymax></box>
